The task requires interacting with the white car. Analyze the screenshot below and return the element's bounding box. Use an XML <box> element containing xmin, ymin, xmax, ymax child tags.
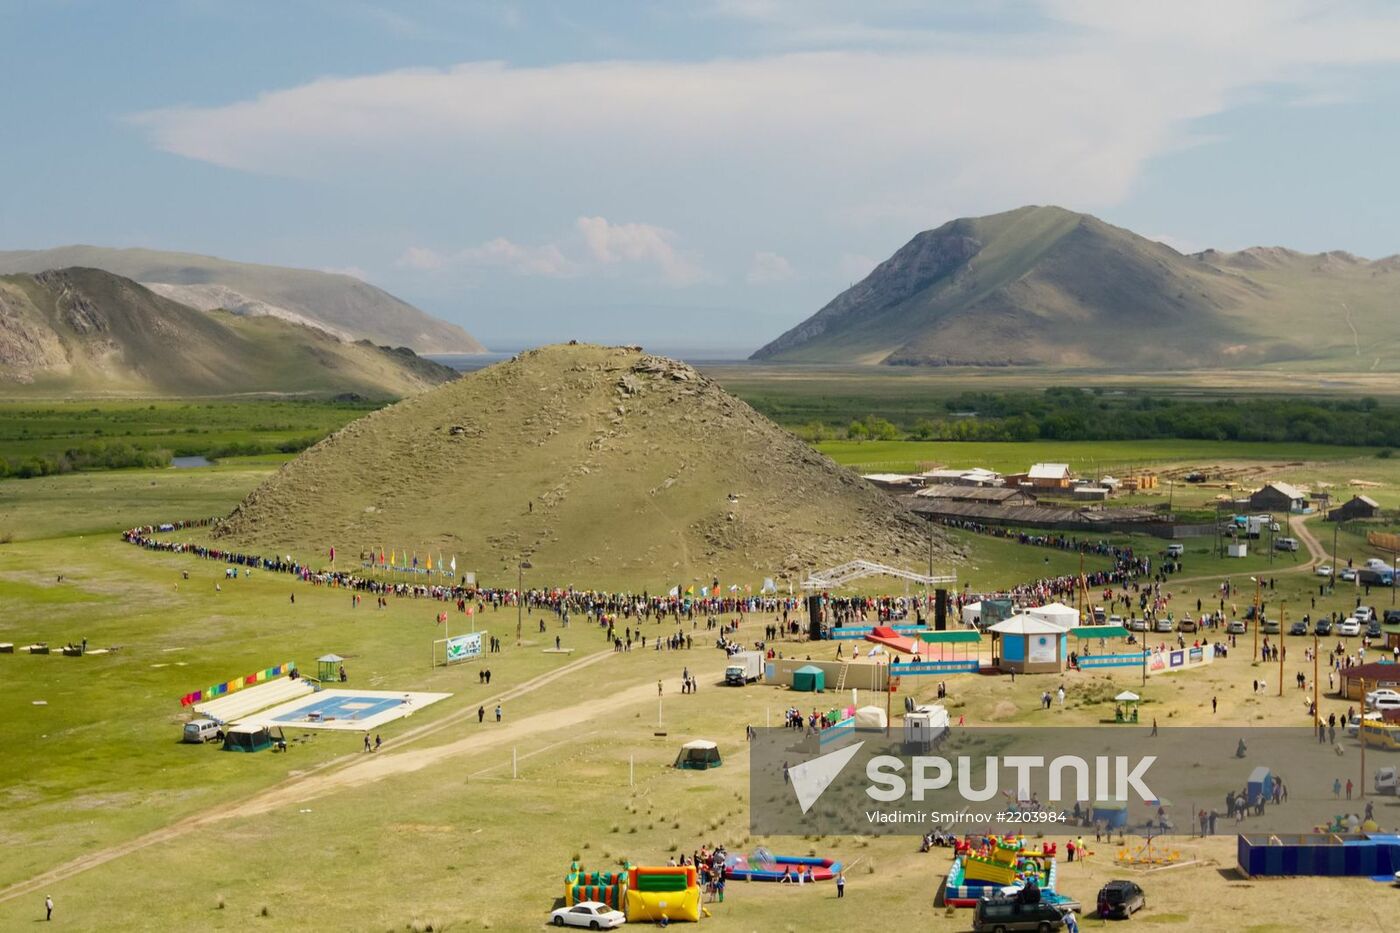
<box><xmin>1371</xmin><ymin>694</ymin><xmax>1400</xmax><ymax>711</ymax></box>
<box><xmin>1355</xmin><ymin>607</ymin><xmax>1377</xmax><ymax>624</ymax></box>
<box><xmin>1337</xmin><ymin>618</ymin><xmax>1362</xmax><ymax>637</ymax></box>
<box><xmin>1346</xmin><ymin>711</ymin><xmax>1383</xmax><ymax>736</ymax></box>
<box><xmin>1316</xmin><ymin>565</ymin><xmax>1333</xmax><ymax>577</ymax></box>
<box><xmin>1366</xmin><ymin>688</ymin><xmax>1400</xmax><ymax>706</ymax></box>
<box><xmin>1340</xmin><ymin>568</ymin><xmax>1358</xmax><ymax>582</ymax></box>
<box><xmin>550</xmin><ymin>902</ymin><xmax>626</xmax><ymax>929</ymax></box>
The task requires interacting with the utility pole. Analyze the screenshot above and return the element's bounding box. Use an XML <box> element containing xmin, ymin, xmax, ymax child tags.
<box><xmin>516</xmin><ymin>559</ymin><xmax>532</xmax><ymax>647</ymax></box>
<box><xmin>1278</xmin><ymin>601</ymin><xmax>1285</xmax><ymax>698</ymax></box>
<box><xmin>1252</xmin><ymin>577</ymin><xmax>1261</xmax><ymax>664</ymax></box>
<box><xmin>1360</xmin><ymin>678</ymin><xmax>1367</xmax><ymax>800</ymax></box>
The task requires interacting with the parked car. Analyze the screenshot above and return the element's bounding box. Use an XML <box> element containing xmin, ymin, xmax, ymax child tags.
<box><xmin>1316</xmin><ymin>565</ymin><xmax>1334</xmax><ymax>577</ymax></box>
<box><xmin>1355</xmin><ymin>606</ymin><xmax>1377</xmax><ymax>623</ymax></box>
<box><xmin>1338</xmin><ymin>618</ymin><xmax>1362</xmax><ymax>637</ymax></box>
<box><xmin>1261</xmin><ymin>619</ymin><xmax>1280</xmax><ymax>635</ymax></box>
<box><xmin>1108</xmin><ymin>615</ymin><xmax>1124</xmax><ymax>627</ymax></box>
<box><xmin>1366</xmin><ymin>688</ymin><xmax>1400</xmax><ymax>705</ymax></box>
<box><xmin>1166</xmin><ymin>543</ymin><xmax>1185</xmax><ymax>558</ymax></box>
<box><xmin>1289</xmin><ymin>620</ymin><xmax>1309</xmax><ymax>636</ymax></box>
<box><xmin>1177</xmin><ymin>618</ymin><xmax>1198</xmax><ymax>633</ymax></box>
<box><xmin>1384</xmin><ymin>608</ymin><xmax>1400</xmax><ymax>625</ymax></box>
<box><xmin>1227</xmin><ymin>620</ymin><xmax>1247</xmax><ymax>635</ymax></box>
<box><xmin>1348</xmin><ymin>711</ymin><xmax>1384</xmax><ymax>737</ymax></box>
<box><xmin>181</xmin><ymin>719</ymin><xmax>222</xmax><ymax>744</ymax></box>
<box><xmin>1370</xmin><ymin>694</ymin><xmax>1400</xmax><ymax>712</ymax></box>
<box><xmin>1341</xmin><ymin>568</ymin><xmax>1358</xmax><ymax>582</ymax></box>
<box><xmin>1314</xmin><ymin>618</ymin><xmax>1333</xmax><ymax>636</ymax></box>
<box><xmin>550</xmin><ymin>901</ymin><xmax>626</xmax><ymax>929</ymax></box>
<box><xmin>1275</xmin><ymin>537</ymin><xmax>1299</xmax><ymax>552</ymax></box>
<box><xmin>1097</xmin><ymin>880</ymin><xmax>1147</xmax><ymax>919</ymax></box>
<box><xmin>1128</xmin><ymin>618</ymin><xmax>1148</xmax><ymax>632</ymax></box>
<box><xmin>1368</xmin><ymin>620</ymin><xmax>1383</xmax><ymax>638</ymax></box>
<box><xmin>972</xmin><ymin>896</ymin><xmax>1071</xmax><ymax>933</ymax></box>
<box><xmin>1154</xmin><ymin>618</ymin><xmax>1174</xmax><ymax>633</ymax></box>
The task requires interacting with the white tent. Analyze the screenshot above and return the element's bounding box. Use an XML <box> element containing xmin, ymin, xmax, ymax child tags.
<box><xmin>989</xmin><ymin>615</ymin><xmax>1066</xmax><ymax>636</ymax></box>
<box><xmin>961</xmin><ymin>601</ymin><xmax>982</xmax><ymax>627</ymax></box>
<box><xmin>1026</xmin><ymin>602</ymin><xmax>1080</xmax><ymax>630</ymax></box>
<box><xmin>1114</xmin><ymin>691</ymin><xmax>1141</xmax><ymax>702</ymax></box>
<box><xmin>854</xmin><ymin>705</ymin><xmax>888</xmax><ymax>730</ymax></box>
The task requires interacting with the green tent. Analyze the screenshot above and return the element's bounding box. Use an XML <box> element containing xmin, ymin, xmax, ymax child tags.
<box><xmin>222</xmin><ymin>723</ymin><xmax>273</xmax><ymax>753</ymax></box>
<box><xmin>674</xmin><ymin>739</ymin><xmax>722</xmax><ymax>770</ymax></box>
<box><xmin>792</xmin><ymin>665</ymin><xmax>826</xmax><ymax>692</ymax></box>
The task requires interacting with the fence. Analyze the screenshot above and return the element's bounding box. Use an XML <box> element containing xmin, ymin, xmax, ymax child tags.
<box><xmin>1077</xmin><ymin>652</ymin><xmax>1148</xmax><ymax>670</ymax></box>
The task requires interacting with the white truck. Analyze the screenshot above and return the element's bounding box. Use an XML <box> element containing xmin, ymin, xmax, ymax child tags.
<box><xmin>724</xmin><ymin>651</ymin><xmax>764</xmax><ymax>685</ymax></box>
<box><xmin>1376</xmin><ymin>766</ymin><xmax>1398</xmax><ymax>796</ymax></box>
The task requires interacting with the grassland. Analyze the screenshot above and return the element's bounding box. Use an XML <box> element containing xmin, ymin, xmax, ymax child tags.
<box><xmin>0</xmin><ymin>398</ymin><xmax>372</xmax><ymax>478</ymax></box>
<box><xmin>4</xmin><ymin>399</ymin><xmax>1400</xmax><ymax>930</ymax></box>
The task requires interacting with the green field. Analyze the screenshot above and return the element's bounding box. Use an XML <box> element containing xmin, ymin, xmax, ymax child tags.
<box><xmin>0</xmin><ymin>399</ymin><xmax>374</xmax><ymax>478</ymax></box>
<box><xmin>814</xmin><ymin>438</ymin><xmax>1371</xmax><ymax>474</ymax></box>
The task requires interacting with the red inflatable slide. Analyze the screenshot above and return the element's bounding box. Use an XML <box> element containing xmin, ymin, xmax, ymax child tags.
<box><xmin>865</xmin><ymin>626</ymin><xmax>920</xmax><ymax>656</ymax></box>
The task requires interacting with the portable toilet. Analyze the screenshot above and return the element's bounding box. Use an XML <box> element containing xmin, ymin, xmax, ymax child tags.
<box><xmin>1247</xmin><ymin>767</ymin><xmax>1274</xmax><ymax>805</ymax></box>
<box><xmin>792</xmin><ymin>665</ymin><xmax>826</xmax><ymax>692</ymax></box>
<box><xmin>904</xmin><ymin>704</ymin><xmax>949</xmax><ymax>748</ymax></box>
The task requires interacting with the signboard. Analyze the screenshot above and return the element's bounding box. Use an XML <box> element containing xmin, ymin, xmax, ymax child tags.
<box><xmin>444</xmin><ymin>632</ymin><xmax>483</xmax><ymax>664</ymax></box>
<box><xmin>1028</xmin><ymin>634</ymin><xmax>1057</xmax><ymax>664</ymax></box>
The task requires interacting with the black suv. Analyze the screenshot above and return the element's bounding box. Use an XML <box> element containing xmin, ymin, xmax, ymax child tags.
<box><xmin>1289</xmin><ymin>620</ymin><xmax>1309</xmax><ymax>636</ymax></box>
<box><xmin>972</xmin><ymin>896</ymin><xmax>1069</xmax><ymax>932</ymax></box>
<box><xmin>1097</xmin><ymin>880</ymin><xmax>1146</xmax><ymax>919</ymax></box>
<box><xmin>1314</xmin><ymin>618</ymin><xmax>1333</xmax><ymax>636</ymax></box>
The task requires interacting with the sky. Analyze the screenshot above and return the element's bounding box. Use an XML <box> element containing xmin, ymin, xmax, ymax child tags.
<box><xmin>3</xmin><ymin>1</ymin><xmax>1400</xmax><ymax>355</ymax></box>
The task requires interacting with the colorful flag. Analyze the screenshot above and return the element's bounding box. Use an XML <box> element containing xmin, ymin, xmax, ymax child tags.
<box><xmin>450</xmin><ymin>554</ymin><xmax>457</xmax><ymax>573</ymax></box>
<box><xmin>426</xmin><ymin>552</ymin><xmax>433</xmax><ymax>571</ymax></box>
<box><xmin>329</xmin><ymin>546</ymin><xmax>335</xmax><ymax>563</ymax></box>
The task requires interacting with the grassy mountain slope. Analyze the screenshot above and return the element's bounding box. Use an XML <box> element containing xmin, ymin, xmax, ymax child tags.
<box><xmin>0</xmin><ymin>268</ymin><xmax>458</xmax><ymax>397</ymax></box>
<box><xmin>216</xmin><ymin>344</ymin><xmax>950</xmax><ymax>587</ymax></box>
<box><xmin>754</xmin><ymin>206</ymin><xmax>1399</xmax><ymax>369</ymax></box>
<box><xmin>0</xmin><ymin>245</ymin><xmax>484</xmax><ymax>354</ymax></box>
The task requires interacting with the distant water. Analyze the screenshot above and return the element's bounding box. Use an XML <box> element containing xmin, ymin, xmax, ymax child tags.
<box><xmin>171</xmin><ymin>456</ymin><xmax>212</xmax><ymax>469</ymax></box>
<box><xmin>428</xmin><ymin>347</ymin><xmax>751</xmax><ymax>372</ymax></box>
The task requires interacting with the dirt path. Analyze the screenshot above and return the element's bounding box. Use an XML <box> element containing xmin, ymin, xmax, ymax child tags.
<box><xmin>1169</xmin><ymin>512</ymin><xmax>1326</xmax><ymax>587</ymax></box>
<box><xmin>0</xmin><ymin>649</ymin><xmax>720</xmax><ymax>905</ymax></box>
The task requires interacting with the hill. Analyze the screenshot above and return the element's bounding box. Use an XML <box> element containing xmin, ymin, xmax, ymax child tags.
<box><xmin>0</xmin><ymin>268</ymin><xmax>458</xmax><ymax>397</ymax></box>
<box><xmin>216</xmin><ymin>343</ymin><xmax>949</xmax><ymax>587</ymax></box>
<box><xmin>0</xmin><ymin>245</ymin><xmax>483</xmax><ymax>354</ymax></box>
<box><xmin>752</xmin><ymin>205</ymin><xmax>1400</xmax><ymax>370</ymax></box>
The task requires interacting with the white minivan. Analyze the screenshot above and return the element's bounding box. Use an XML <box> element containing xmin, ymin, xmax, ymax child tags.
<box><xmin>182</xmin><ymin>719</ymin><xmax>222</xmax><ymax>744</ymax></box>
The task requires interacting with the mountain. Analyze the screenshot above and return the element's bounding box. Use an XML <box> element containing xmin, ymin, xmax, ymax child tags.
<box><xmin>752</xmin><ymin>206</ymin><xmax>1400</xmax><ymax>370</ymax></box>
<box><xmin>0</xmin><ymin>268</ymin><xmax>459</xmax><ymax>397</ymax></box>
<box><xmin>0</xmin><ymin>245</ymin><xmax>483</xmax><ymax>354</ymax></box>
<box><xmin>215</xmin><ymin>343</ymin><xmax>950</xmax><ymax>587</ymax></box>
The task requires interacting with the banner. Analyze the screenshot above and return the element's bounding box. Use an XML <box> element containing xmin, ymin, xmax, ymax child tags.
<box><xmin>180</xmin><ymin>661</ymin><xmax>296</xmax><ymax>707</ymax></box>
<box><xmin>444</xmin><ymin>632</ymin><xmax>483</xmax><ymax>663</ymax></box>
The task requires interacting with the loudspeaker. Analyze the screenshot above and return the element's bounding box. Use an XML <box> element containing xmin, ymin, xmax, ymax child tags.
<box><xmin>806</xmin><ymin>595</ymin><xmax>825</xmax><ymax>641</ymax></box>
<box><xmin>935</xmin><ymin>588</ymin><xmax>948</xmax><ymax>631</ymax></box>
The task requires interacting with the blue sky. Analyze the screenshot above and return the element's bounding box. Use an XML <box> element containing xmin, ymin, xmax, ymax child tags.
<box><xmin>3</xmin><ymin>1</ymin><xmax>1400</xmax><ymax>354</ymax></box>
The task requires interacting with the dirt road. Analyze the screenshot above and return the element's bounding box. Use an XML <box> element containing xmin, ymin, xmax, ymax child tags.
<box><xmin>0</xmin><ymin>648</ymin><xmax>723</xmax><ymax>906</ymax></box>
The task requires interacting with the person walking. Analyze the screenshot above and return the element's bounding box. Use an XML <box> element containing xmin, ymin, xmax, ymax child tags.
<box><xmin>45</xmin><ymin>895</ymin><xmax>53</xmax><ymax>921</ymax></box>
<box><xmin>495</xmin><ymin>703</ymin><xmax>502</xmax><ymax>722</ymax></box>
<box><xmin>478</xmin><ymin>705</ymin><xmax>485</xmax><ymax>723</ymax></box>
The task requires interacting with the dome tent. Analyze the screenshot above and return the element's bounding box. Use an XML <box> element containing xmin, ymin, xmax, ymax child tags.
<box><xmin>674</xmin><ymin>739</ymin><xmax>722</xmax><ymax>770</ymax></box>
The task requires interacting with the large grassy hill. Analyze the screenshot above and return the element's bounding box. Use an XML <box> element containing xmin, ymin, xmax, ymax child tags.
<box><xmin>752</xmin><ymin>205</ymin><xmax>1400</xmax><ymax>370</ymax></box>
<box><xmin>216</xmin><ymin>343</ymin><xmax>951</xmax><ymax>587</ymax></box>
<box><xmin>0</xmin><ymin>268</ymin><xmax>458</xmax><ymax>398</ymax></box>
<box><xmin>0</xmin><ymin>245</ymin><xmax>483</xmax><ymax>353</ymax></box>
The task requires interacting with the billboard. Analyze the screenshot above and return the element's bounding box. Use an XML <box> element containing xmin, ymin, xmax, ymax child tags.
<box><xmin>444</xmin><ymin>632</ymin><xmax>483</xmax><ymax>663</ymax></box>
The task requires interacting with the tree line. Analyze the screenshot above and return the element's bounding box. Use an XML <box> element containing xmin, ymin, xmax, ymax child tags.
<box><xmin>791</xmin><ymin>389</ymin><xmax>1399</xmax><ymax>448</ymax></box>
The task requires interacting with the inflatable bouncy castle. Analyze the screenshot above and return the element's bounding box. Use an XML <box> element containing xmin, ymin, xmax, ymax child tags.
<box><xmin>624</xmin><ymin>865</ymin><xmax>701</xmax><ymax>923</ymax></box>
<box><xmin>565</xmin><ymin>860</ymin><xmax>628</xmax><ymax>909</ymax></box>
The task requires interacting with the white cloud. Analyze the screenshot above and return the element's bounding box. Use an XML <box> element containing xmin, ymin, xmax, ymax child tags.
<box><xmin>576</xmin><ymin>217</ymin><xmax>702</xmax><ymax>285</ymax></box>
<box><xmin>397</xmin><ymin>217</ymin><xmax>699</xmax><ymax>284</ymax></box>
<box><xmin>319</xmin><ymin>264</ymin><xmax>369</xmax><ymax>281</ymax></box>
<box><xmin>127</xmin><ymin>2</ymin><xmax>1400</xmax><ymax>256</ymax></box>
<box><xmin>746</xmin><ymin>250</ymin><xmax>795</xmax><ymax>284</ymax></box>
